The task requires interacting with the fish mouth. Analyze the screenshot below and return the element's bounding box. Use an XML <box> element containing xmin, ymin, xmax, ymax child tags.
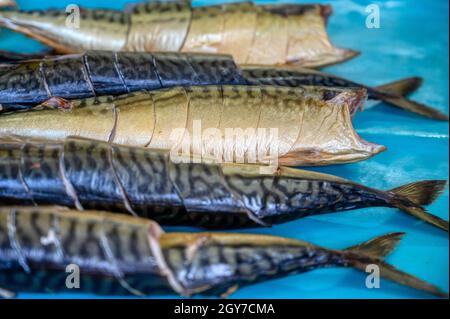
<box><xmin>279</xmin><ymin>88</ymin><xmax>386</xmax><ymax>166</ymax></box>
<box><xmin>279</xmin><ymin>144</ymin><xmax>386</xmax><ymax>167</ymax></box>
<box><xmin>328</xmin><ymin>88</ymin><xmax>387</xmax><ymax>159</ymax></box>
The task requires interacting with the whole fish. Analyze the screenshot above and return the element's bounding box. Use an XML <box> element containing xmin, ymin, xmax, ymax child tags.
<box><xmin>0</xmin><ymin>51</ymin><xmax>446</xmax><ymax>120</ymax></box>
<box><xmin>0</xmin><ymin>1</ymin><xmax>358</xmax><ymax>68</ymax></box>
<box><xmin>0</xmin><ymin>206</ymin><xmax>447</xmax><ymax>298</ymax></box>
<box><xmin>0</xmin><ymin>85</ymin><xmax>384</xmax><ymax>166</ymax></box>
<box><xmin>0</xmin><ymin>137</ymin><xmax>447</xmax><ymax>231</ymax></box>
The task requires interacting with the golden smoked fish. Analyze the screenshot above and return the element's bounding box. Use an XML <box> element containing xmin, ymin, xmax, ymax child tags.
<box><xmin>0</xmin><ymin>207</ymin><xmax>447</xmax><ymax>297</ymax></box>
<box><xmin>0</xmin><ymin>85</ymin><xmax>384</xmax><ymax>166</ymax></box>
<box><xmin>0</xmin><ymin>1</ymin><xmax>358</xmax><ymax>67</ymax></box>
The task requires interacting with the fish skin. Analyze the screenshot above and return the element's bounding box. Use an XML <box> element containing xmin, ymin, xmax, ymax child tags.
<box><xmin>0</xmin><ymin>136</ymin><xmax>446</xmax><ymax>232</ymax></box>
<box><xmin>218</xmin><ymin>2</ymin><xmax>259</xmax><ymax>62</ymax></box>
<box><xmin>0</xmin><ymin>206</ymin><xmax>447</xmax><ymax>297</ymax></box>
<box><xmin>0</xmin><ymin>9</ymin><xmax>129</xmax><ymax>52</ymax></box>
<box><xmin>0</xmin><ymin>85</ymin><xmax>383</xmax><ymax>166</ymax></box>
<box><xmin>1</xmin><ymin>51</ymin><xmax>445</xmax><ymax>121</ymax></box>
<box><xmin>0</xmin><ymin>51</ymin><xmax>246</xmax><ymax>112</ymax></box>
<box><xmin>123</xmin><ymin>1</ymin><xmax>191</xmax><ymax>52</ymax></box>
<box><xmin>241</xmin><ymin>65</ymin><xmax>449</xmax><ymax>121</ymax></box>
<box><xmin>0</xmin><ymin>1</ymin><xmax>357</xmax><ymax>67</ymax></box>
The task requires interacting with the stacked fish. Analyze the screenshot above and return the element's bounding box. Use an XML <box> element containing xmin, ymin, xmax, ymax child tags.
<box><xmin>0</xmin><ymin>0</ymin><xmax>448</xmax><ymax>298</ymax></box>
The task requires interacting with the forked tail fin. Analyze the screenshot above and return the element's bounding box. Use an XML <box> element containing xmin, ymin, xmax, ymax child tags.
<box><xmin>374</xmin><ymin>77</ymin><xmax>423</xmax><ymax>97</ymax></box>
<box><xmin>344</xmin><ymin>233</ymin><xmax>448</xmax><ymax>298</ymax></box>
<box><xmin>387</xmin><ymin>180</ymin><xmax>449</xmax><ymax>232</ymax></box>
<box><xmin>344</xmin><ymin>232</ymin><xmax>404</xmax><ymax>258</ymax></box>
<box><xmin>372</xmin><ymin>77</ymin><xmax>449</xmax><ymax>121</ymax></box>
<box><xmin>382</xmin><ymin>96</ymin><xmax>448</xmax><ymax>121</ymax></box>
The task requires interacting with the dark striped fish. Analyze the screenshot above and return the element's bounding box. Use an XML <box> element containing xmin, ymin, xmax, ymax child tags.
<box><xmin>0</xmin><ymin>137</ymin><xmax>447</xmax><ymax>231</ymax></box>
<box><xmin>0</xmin><ymin>51</ymin><xmax>245</xmax><ymax>113</ymax></box>
<box><xmin>0</xmin><ymin>1</ymin><xmax>357</xmax><ymax>67</ymax></box>
<box><xmin>0</xmin><ymin>206</ymin><xmax>447</xmax><ymax>298</ymax></box>
<box><xmin>0</xmin><ymin>51</ymin><xmax>446</xmax><ymax>120</ymax></box>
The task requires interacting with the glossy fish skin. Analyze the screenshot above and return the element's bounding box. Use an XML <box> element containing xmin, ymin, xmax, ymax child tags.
<box><xmin>0</xmin><ymin>85</ymin><xmax>383</xmax><ymax>166</ymax></box>
<box><xmin>124</xmin><ymin>0</ymin><xmax>191</xmax><ymax>52</ymax></box>
<box><xmin>0</xmin><ymin>51</ymin><xmax>245</xmax><ymax>112</ymax></box>
<box><xmin>1</xmin><ymin>51</ymin><xmax>446</xmax><ymax>120</ymax></box>
<box><xmin>0</xmin><ymin>1</ymin><xmax>358</xmax><ymax>68</ymax></box>
<box><xmin>0</xmin><ymin>207</ymin><xmax>446</xmax><ymax>298</ymax></box>
<box><xmin>0</xmin><ymin>206</ymin><xmax>173</xmax><ymax>296</ymax></box>
<box><xmin>0</xmin><ymin>137</ymin><xmax>447</xmax><ymax>231</ymax></box>
<box><xmin>243</xmin><ymin>66</ymin><xmax>376</xmax><ymax>96</ymax></box>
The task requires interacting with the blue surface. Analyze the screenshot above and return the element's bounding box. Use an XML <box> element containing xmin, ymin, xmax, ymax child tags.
<box><xmin>0</xmin><ymin>0</ymin><xmax>448</xmax><ymax>299</ymax></box>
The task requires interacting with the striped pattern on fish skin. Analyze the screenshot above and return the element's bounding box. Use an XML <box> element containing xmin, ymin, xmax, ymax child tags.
<box><xmin>0</xmin><ymin>207</ymin><xmax>447</xmax><ymax>297</ymax></box>
<box><xmin>241</xmin><ymin>65</ymin><xmax>449</xmax><ymax>121</ymax></box>
<box><xmin>0</xmin><ymin>206</ymin><xmax>172</xmax><ymax>295</ymax></box>
<box><xmin>1</xmin><ymin>51</ymin><xmax>446</xmax><ymax>121</ymax></box>
<box><xmin>0</xmin><ymin>1</ymin><xmax>357</xmax><ymax>67</ymax></box>
<box><xmin>0</xmin><ymin>85</ymin><xmax>383</xmax><ymax>167</ymax></box>
<box><xmin>161</xmin><ymin>236</ymin><xmax>341</xmax><ymax>295</ymax></box>
<box><xmin>0</xmin><ymin>51</ymin><xmax>245</xmax><ymax>111</ymax></box>
<box><xmin>124</xmin><ymin>0</ymin><xmax>192</xmax><ymax>52</ymax></box>
<box><xmin>0</xmin><ymin>206</ymin><xmax>354</xmax><ymax>296</ymax></box>
<box><xmin>0</xmin><ymin>137</ymin><xmax>425</xmax><ymax>229</ymax></box>
<box><xmin>242</xmin><ymin>67</ymin><xmax>370</xmax><ymax>95</ymax></box>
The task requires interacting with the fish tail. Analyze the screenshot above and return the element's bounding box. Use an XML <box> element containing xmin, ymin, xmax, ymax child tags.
<box><xmin>388</xmin><ymin>180</ymin><xmax>449</xmax><ymax>232</ymax></box>
<box><xmin>372</xmin><ymin>77</ymin><xmax>448</xmax><ymax>121</ymax></box>
<box><xmin>344</xmin><ymin>232</ymin><xmax>404</xmax><ymax>258</ymax></box>
<box><xmin>373</xmin><ymin>77</ymin><xmax>423</xmax><ymax>97</ymax></box>
<box><xmin>343</xmin><ymin>232</ymin><xmax>448</xmax><ymax>298</ymax></box>
<box><xmin>383</xmin><ymin>96</ymin><xmax>448</xmax><ymax>121</ymax></box>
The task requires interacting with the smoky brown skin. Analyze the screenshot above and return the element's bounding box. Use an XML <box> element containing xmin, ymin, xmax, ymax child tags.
<box><xmin>0</xmin><ymin>84</ymin><xmax>384</xmax><ymax>167</ymax></box>
<box><xmin>0</xmin><ymin>1</ymin><xmax>357</xmax><ymax>67</ymax></box>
